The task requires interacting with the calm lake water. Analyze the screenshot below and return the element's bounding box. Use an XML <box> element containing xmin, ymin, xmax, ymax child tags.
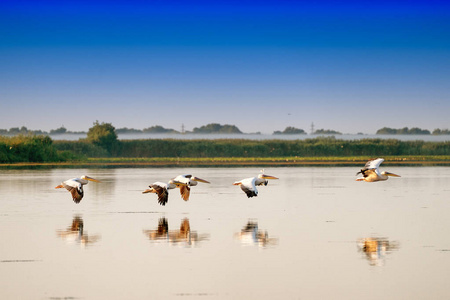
<box><xmin>1</xmin><ymin>167</ymin><xmax>450</xmax><ymax>299</ymax></box>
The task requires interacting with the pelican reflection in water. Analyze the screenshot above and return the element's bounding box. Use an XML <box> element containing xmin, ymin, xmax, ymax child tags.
<box><xmin>357</xmin><ymin>237</ymin><xmax>399</xmax><ymax>266</ymax></box>
<box><xmin>143</xmin><ymin>217</ymin><xmax>209</xmax><ymax>247</ymax></box>
<box><xmin>235</xmin><ymin>220</ymin><xmax>278</xmax><ymax>248</ymax></box>
<box><xmin>56</xmin><ymin>215</ymin><xmax>101</xmax><ymax>247</ymax></box>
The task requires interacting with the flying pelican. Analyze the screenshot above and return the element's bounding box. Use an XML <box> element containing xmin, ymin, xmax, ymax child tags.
<box><xmin>356</xmin><ymin>158</ymin><xmax>401</xmax><ymax>182</ymax></box>
<box><xmin>142</xmin><ymin>181</ymin><xmax>177</xmax><ymax>206</ymax></box>
<box><xmin>233</xmin><ymin>170</ymin><xmax>279</xmax><ymax>198</ymax></box>
<box><xmin>171</xmin><ymin>174</ymin><xmax>210</xmax><ymax>201</ymax></box>
<box><xmin>55</xmin><ymin>175</ymin><xmax>100</xmax><ymax>203</ymax></box>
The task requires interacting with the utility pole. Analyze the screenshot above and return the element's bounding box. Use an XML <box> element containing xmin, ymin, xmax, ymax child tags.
<box><xmin>310</xmin><ymin>122</ymin><xmax>315</xmax><ymax>135</ymax></box>
<box><xmin>181</xmin><ymin>123</ymin><xmax>185</xmax><ymax>134</ymax></box>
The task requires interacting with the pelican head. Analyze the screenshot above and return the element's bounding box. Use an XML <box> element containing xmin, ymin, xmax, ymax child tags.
<box><xmin>258</xmin><ymin>174</ymin><xmax>279</xmax><ymax>180</ymax></box>
<box><xmin>80</xmin><ymin>175</ymin><xmax>101</xmax><ymax>183</ymax></box>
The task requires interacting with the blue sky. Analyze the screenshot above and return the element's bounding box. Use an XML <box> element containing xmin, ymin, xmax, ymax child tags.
<box><xmin>1</xmin><ymin>0</ymin><xmax>449</xmax><ymax>134</ymax></box>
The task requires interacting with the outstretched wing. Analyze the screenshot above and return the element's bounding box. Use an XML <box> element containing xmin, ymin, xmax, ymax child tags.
<box><xmin>62</xmin><ymin>181</ymin><xmax>83</xmax><ymax>203</ymax></box>
<box><xmin>179</xmin><ymin>185</ymin><xmax>191</xmax><ymax>201</ymax></box>
<box><xmin>240</xmin><ymin>177</ymin><xmax>258</xmax><ymax>198</ymax></box>
<box><xmin>365</xmin><ymin>158</ymin><xmax>384</xmax><ymax>170</ymax></box>
<box><xmin>357</xmin><ymin>158</ymin><xmax>384</xmax><ymax>176</ymax></box>
<box><xmin>150</xmin><ymin>184</ymin><xmax>169</xmax><ymax>206</ymax></box>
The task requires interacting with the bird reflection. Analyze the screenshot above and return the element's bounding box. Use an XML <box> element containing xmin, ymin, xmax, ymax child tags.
<box><xmin>235</xmin><ymin>220</ymin><xmax>278</xmax><ymax>248</ymax></box>
<box><xmin>143</xmin><ymin>217</ymin><xmax>209</xmax><ymax>247</ymax></box>
<box><xmin>357</xmin><ymin>237</ymin><xmax>399</xmax><ymax>266</ymax></box>
<box><xmin>56</xmin><ymin>215</ymin><xmax>101</xmax><ymax>247</ymax></box>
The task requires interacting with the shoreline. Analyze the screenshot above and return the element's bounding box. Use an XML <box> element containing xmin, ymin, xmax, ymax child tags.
<box><xmin>2</xmin><ymin>156</ymin><xmax>450</xmax><ymax>168</ymax></box>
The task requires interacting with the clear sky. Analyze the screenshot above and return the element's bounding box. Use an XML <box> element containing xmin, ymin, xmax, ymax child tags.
<box><xmin>1</xmin><ymin>0</ymin><xmax>449</xmax><ymax>134</ymax></box>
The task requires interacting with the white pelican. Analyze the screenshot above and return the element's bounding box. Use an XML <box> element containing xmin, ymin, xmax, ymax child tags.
<box><xmin>55</xmin><ymin>175</ymin><xmax>100</xmax><ymax>203</ymax></box>
<box><xmin>142</xmin><ymin>181</ymin><xmax>177</xmax><ymax>206</ymax></box>
<box><xmin>171</xmin><ymin>174</ymin><xmax>210</xmax><ymax>201</ymax></box>
<box><xmin>356</xmin><ymin>158</ymin><xmax>401</xmax><ymax>182</ymax></box>
<box><xmin>233</xmin><ymin>170</ymin><xmax>278</xmax><ymax>198</ymax></box>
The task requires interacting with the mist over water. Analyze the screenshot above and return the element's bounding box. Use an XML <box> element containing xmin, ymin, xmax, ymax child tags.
<box><xmin>1</xmin><ymin>167</ymin><xmax>450</xmax><ymax>299</ymax></box>
<box><xmin>49</xmin><ymin>133</ymin><xmax>450</xmax><ymax>142</ymax></box>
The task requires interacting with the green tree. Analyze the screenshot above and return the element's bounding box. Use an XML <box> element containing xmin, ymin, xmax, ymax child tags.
<box><xmin>50</xmin><ymin>126</ymin><xmax>67</xmax><ymax>134</ymax></box>
<box><xmin>273</xmin><ymin>126</ymin><xmax>306</xmax><ymax>135</ymax></box>
<box><xmin>142</xmin><ymin>125</ymin><xmax>179</xmax><ymax>133</ymax></box>
<box><xmin>86</xmin><ymin>121</ymin><xmax>118</xmax><ymax>155</ymax></box>
<box><xmin>192</xmin><ymin>123</ymin><xmax>242</xmax><ymax>134</ymax></box>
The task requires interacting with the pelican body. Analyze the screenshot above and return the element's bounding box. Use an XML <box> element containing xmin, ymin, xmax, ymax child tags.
<box><xmin>356</xmin><ymin>158</ymin><xmax>401</xmax><ymax>182</ymax></box>
<box><xmin>171</xmin><ymin>174</ymin><xmax>210</xmax><ymax>201</ymax></box>
<box><xmin>233</xmin><ymin>171</ymin><xmax>278</xmax><ymax>198</ymax></box>
<box><xmin>55</xmin><ymin>175</ymin><xmax>100</xmax><ymax>203</ymax></box>
<box><xmin>143</xmin><ymin>175</ymin><xmax>210</xmax><ymax>206</ymax></box>
<box><xmin>142</xmin><ymin>181</ymin><xmax>177</xmax><ymax>206</ymax></box>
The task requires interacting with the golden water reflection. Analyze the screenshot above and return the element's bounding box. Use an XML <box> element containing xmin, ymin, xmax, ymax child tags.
<box><xmin>357</xmin><ymin>237</ymin><xmax>399</xmax><ymax>266</ymax></box>
<box><xmin>143</xmin><ymin>218</ymin><xmax>209</xmax><ymax>247</ymax></box>
<box><xmin>56</xmin><ymin>215</ymin><xmax>101</xmax><ymax>247</ymax></box>
<box><xmin>235</xmin><ymin>220</ymin><xmax>278</xmax><ymax>248</ymax></box>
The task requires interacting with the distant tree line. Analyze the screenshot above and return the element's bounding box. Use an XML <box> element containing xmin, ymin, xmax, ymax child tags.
<box><xmin>2</xmin><ymin>123</ymin><xmax>450</xmax><ymax>163</ymax></box>
<box><xmin>0</xmin><ymin>124</ymin><xmax>344</xmax><ymax>137</ymax></box>
<box><xmin>430</xmin><ymin>129</ymin><xmax>450</xmax><ymax>135</ymax></box>
<box><xmin>273</xmin><ymin>127</ymin><xmax>306</xmax><ymax>135</ymax></box>
<box><xmin>192</xmin><ymin>123</ymin><xmax>242</xmax><ymax>134</ymax></box>
<box><xmin>313</xmin><ymin>129</ymin><xmax>342</xmax><ymax>135</ymax></box>
<box><xmin>376</xmin><ymin>127</ymin><xmax>431</xmax><ymax>135</ymax></box>
<box><xmin>0</xmin><ymin>126</ymin><xmax>85</xmax><ymax>136</ymax></box>
<box><xmin>376</xmin><ymin>127</ymin><xmax>450</xmax><ymax>135</ymax></box>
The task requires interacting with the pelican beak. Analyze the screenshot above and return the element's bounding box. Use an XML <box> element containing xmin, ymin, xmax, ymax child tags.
<box><xmin>262</xmin><ymin>174</ymin><xmax>279</xmax><ymax>180</ymax></box>
<box><xmin>85</xmin><ymin>176</ymin><xmax>101</xmax><ymax>182</ymax></box>
<box><xmin>194</xmin><ymin>177</ymin><xmax>210</xmax><ymax>184</ymax></box>
<box><xmin>386</xmin><ymin>172</ymin><xmax>401</xmax><ymax>177</ymax></box>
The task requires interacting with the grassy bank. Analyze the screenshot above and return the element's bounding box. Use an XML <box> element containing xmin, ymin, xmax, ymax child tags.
<box><xmin>2</xmin><ymin>136</ymin><xmax>450</xmax><ymax>167</ymax></box>
<box><xmin>0</xmin><ymin>135</ymin><xmax>75</xmax><ymax>163</ymax></box>
<box><xmin>54</xmin><ymin>137</ymin><xmax>450</xmax><ymax>158</ymax></box>
<box><xmin>2</xmin><ymin>155</ymin><xmax>450</xmax><ymax>168</ymax></box>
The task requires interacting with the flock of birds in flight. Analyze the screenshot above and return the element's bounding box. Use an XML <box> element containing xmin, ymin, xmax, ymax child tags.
<box><xmin>55</xmin><ymin>158</ymin><xmax>400</xmax><ymax>205</ymax></box>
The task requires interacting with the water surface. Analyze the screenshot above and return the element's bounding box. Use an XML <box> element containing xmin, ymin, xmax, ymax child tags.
<box><xmin>1</xmin><ymin>167</ymin><xmax>449</xmax><ymax>299</ymax></box>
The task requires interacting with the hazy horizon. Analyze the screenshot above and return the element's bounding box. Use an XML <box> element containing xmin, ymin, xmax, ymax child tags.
<box><xmin>1</xmin><ymin>1</ymin><xmax>449</xmax><ymax>135</ymax></box>
<box><xmin>0</xmin><ymin>122</ymin><xmax>447</xmax><ymax>136</ymax></box>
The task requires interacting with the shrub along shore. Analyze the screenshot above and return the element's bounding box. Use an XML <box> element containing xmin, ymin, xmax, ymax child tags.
<box><xmin>1</xmin><ymin>135</ymin><xmax>450</xmax><ymax>167</ymax></box>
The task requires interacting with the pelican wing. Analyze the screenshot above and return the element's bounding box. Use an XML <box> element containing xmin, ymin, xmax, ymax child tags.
<box><xmin>360</xmin><ymin>169</ymin><xmax>380</xmax><ymax>182</ymax></box>
<box><xmin>150</xmin><ymin>183</ymin><xmax>169</xmax><ymax>206</ymax></box>
<box><xmin>62</xmin><ymin>180</ymin><xmax>83</xmax><ymax>203</ymax></box>
<box><xmin>364</xmin><ymin>158</ymin><xmax>384</xmax><ymax>170</ymax></box>
<box><xmin>179</xmin><ymin>185</ymin><xmax>191</xmax><ymax>201</ymax></box>
<box><xmin>357</xmin><ymin>158</ymin><xmax>384</xmax><ymax>177</ymax></box>
<box><xmin>239</xmin><ymin>177</ymin><xmax>258</xmax><ymax>198</ymax></box>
